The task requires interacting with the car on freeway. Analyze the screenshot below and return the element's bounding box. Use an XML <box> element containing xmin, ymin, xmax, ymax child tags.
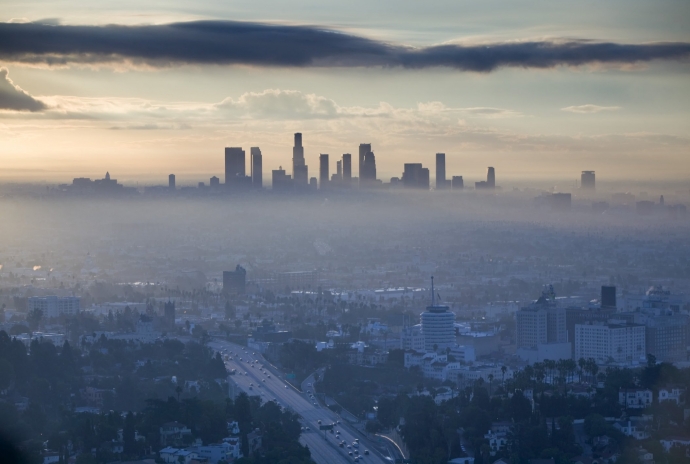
<box><xmin>339</xmin><ymin>443</ymin><xmax>344</xmax><ymax>448</ymax></box>
<box><xmin>348</xmin><ymin>452</ymin><xmax>353</xmax><ymax>456</ymax></box>
<box><xmin>364</xmin><ymin>450</ymin><xmax>369</xmax><ymax>455</ymax></box>
<box><xmin>317</xmin><ymin>420</ymin><xmax>322</xmax><ymax>424</ymax></box>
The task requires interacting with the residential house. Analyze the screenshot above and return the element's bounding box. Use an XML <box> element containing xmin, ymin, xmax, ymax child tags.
<box><xmin>619</xmin><ymin>388</ymin><xmax>653</xmax><ymax>409</ymax></box>
<box><xmin>660</xmin><ymin>436</ymin><xmax>690</xmax><ymax>453</ymax></box>
<box><xmin>160</xmin><ymin>422</ymin><xmax>192</xmax><ymax>446</ymax></box>
<box><xmin>658</xmin><ymin>387</ymin><xmax>685</xmax><ymax>405</ymax></box>
<box><xmin>613</xmin><ymin>417</ymin><xmax>651</xmax><ymax>440</ymax></box>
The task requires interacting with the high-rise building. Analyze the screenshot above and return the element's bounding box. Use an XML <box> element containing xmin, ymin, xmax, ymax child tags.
<box><xmin>565</xmin><ymin>286</ymin><xmax>618</xmax><ymax>357</ymax></box>
<box><xmin>225</xmin><ymin>147</ymin><xmax>246</xmax><ymax>187</ymax></box>
<box><xmin>223</xmin><ymin>265</ymin><xmax>247</xmax><ymax>295</ymax></box>
<box><xmin>581</xmin><ymin>171</ymin><xmax>595</xmax><ymax>190</ymax></box>
<box><xmin>549</xmin><ymin>193</ymin><xmax>572</xmax><ymax>210</ymax></box>
<box><xmin>27</xmin><ymin>296</ymin><xmax>80</xmax><ymax>319</ymax></box>
<box><xmin>210</xmin><ymin>176</ymin><xmax>220</xmax><ymax>188</ymax></box>
<box><xmin>168</xmin><ymin>174</ymin><xmax>175</xmax><ymax>189</ymax></box>
<box><xmin>475</xmin><ymin>167</ymin><xmax>496</xmax><ymax>190</ymax></box>
<box><xmin>319</xmin><ymin>154</ymin><xmax>329</xmax><ymax>188</ymax></box>
<box><xmin>452</xmin><ymin>176</ymin><xmax>464</xmax><ymax>190</ymax></box>
<box><xmin>336</xmin><ymin>160</ymin><xmax>342</xmax><ymax>179</ymax></box>
<box><xmin>292</xmin><ymin>133</ymin><xmax>308</xmax><ymax>186</ymax></box>
<box><xmin>271</xmin><ymin>167</ymin><xmax>292</xmax><ymax>191</ymax></box>
<box><xmin>436</xmin><ymin>153</ymin><xmax>447</xmax><ymax>190</ymax></box>
<box><xmin>575</xmin><ymin>322</ymin><xmax>645</xmax><ymax>364</ymax></box>
<box><xmin>250</xmin><ymin>147</ymin><xmax>263</xmax><ymax>189</ymax></box>
<box><xmin>342</xmin><ymin>154</ymin><xmax>352</xmax><ymax>183</ymax></box>
<box><xmin>602</xmin><ymin>286</ymin><xmax>617</xmax><ymax>309</ymax></box>
<box><xmin>360</xmin><ymin>151</ymin><xmax>377</xmax><ymax>187</ymax></box>
<box><xmin>643</xmin><ymin>315</ymin><xmax>690</xmax><ymax>362</ymax></box>
<box><xmin>516</xmin><ymin>286</ymin><xmax>567</xmax><ymax>349</ymax></box>
<box><xmin>358</xmin><ymin>143</ymin><xmax>371</xmax><ymax>179</ymax></box>
<box><xmin>403</xmin><ymin>163</ymin><xmax>430</xmax><ymax>190</ymax></box>
<box><xmin>420</xmin><ymin>279</ymin><xmax>455</xmax><ymax>353</ymax></box>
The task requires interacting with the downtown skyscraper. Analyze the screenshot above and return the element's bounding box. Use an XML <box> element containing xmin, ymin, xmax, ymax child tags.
<box><xmin>292</xmin><ymin>133</ymin><xmax>308</xmax><ymax>187</ymax></box>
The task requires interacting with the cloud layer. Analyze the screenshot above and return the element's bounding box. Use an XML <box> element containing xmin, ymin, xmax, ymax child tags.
<box><xmin>561</xmin><ymin>104</ymin><xmax>620</xmax><ymax>113</ymax></box>
<box><xmin>0</xmin><ymin>67</ymin><xmax>46</xmax><ymax>111</ymax></box>
<box><xmin>0</xmin><ymin>21</ymin><xmax>689</xmax><ymax>71</ymax></box>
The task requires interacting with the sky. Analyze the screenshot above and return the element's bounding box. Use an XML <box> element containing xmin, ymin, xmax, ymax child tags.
<box><xmin>0</xmin><ymin>0</ymin><xmax>689</xmax><ymax>186</ymax></box>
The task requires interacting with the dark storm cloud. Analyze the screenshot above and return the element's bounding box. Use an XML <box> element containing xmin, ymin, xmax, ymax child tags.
<box><xmin>0</xmin><ymin>20</ymin><xmax>689</xmax><ymax>71</ymax></box>
<box><xmin>0</xmin><ymin>67</ymin><xmax>46</xmax><ymax>111</ymax></box>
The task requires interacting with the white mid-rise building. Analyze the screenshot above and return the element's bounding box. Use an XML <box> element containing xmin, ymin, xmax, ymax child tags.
<box><xmin>575</xmin><ymin>322</ymin><xmax>646</xmax><ymax>364</ymax></box>
<box><xmin>400</xmin><ymin>324</ymin><xmax>425</xmax><ymax>352</ymax></box>
<box><xmin>28</xmin><ymin>296</ymin><xmax>80</xmax><ymax>319</ymax></box>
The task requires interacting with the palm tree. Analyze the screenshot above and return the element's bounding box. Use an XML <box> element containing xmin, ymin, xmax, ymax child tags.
<box><xmin>578</xmin><ymin>358</ymin><xmax>586</xmax><ymax>383</ymax></box>
<box><xmin>501</xmin><ymin>365</ymin><xmax>507</xmax><ymax>388</ymax></box>
<box><xmin>488</xmin><ymin>374</ymin><xmax>494</xmax><ymax>396</ymax></box>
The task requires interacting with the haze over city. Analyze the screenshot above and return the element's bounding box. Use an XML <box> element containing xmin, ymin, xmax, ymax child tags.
<box><xmin>1</xmin><ymin>2</ymin><xmax>690</xmax><ymax>464</ymax></box>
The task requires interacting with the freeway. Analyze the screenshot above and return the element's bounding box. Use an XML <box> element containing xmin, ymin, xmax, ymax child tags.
<box><xmin>209</xmin><ymin>339</ymin><xmax>392</xmax><ymax>464</ymax></box>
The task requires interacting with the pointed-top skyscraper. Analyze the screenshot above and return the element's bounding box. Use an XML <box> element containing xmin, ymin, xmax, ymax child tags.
<box><xmin>293</xmin><ymin>133</ymin><xmax>308</xmax><ymax>186</ymax></box>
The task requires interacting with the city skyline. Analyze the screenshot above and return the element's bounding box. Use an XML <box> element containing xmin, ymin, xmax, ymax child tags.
<box><xmin>0</xmin><ymin>1</ymin><xmax>689</xmax><ymax>184</ymax></box>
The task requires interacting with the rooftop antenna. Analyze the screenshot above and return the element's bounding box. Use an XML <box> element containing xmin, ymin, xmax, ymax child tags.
<box><xmin>431</xmin><ymin>276</ymin><xmax>435</xmax><ymax>306</ymax></box>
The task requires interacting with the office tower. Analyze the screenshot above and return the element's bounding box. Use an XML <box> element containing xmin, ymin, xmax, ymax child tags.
<box><xmin>360</xmin><ymin>151</ymin><xmax>377</xmax><ymax>187</ymax></box>
<box><xmin>549</xmin><ymin>193</ymin><xmax>572</xmax><ymax>210</ymax></box>
<box><xmin>272</xmin><ymin>167</ymin><xmax>292</xmax><ymax>191</ymax></box>
<box><xmin>168</xmin><ymin>174</ymin><xmax>175</xmax><ymax>189</ymax></box>
<box><xmin>319</xmin><ymin>154</ymin><xmax>329</xmax><ymax>188</ymax></box>
<box><xmin>292</xmin><ymin>133</ymin><xmax>308</xmax><ymax>186</ymax></box>
<box><xmin>487</xmin><ymin>167</ymin><xmax>495</xmax><ymax>188</ymax></box>
<box><xmin>643</xmin><ymin>315</ymin><xmax>690</xmax><ymax>362</ymax></box>
<box><xmin>402</xmin><ymin>163</ymin><xmax>429</xmax><ymax>190</ymax></box>
<box><xmin>250</xmin><ymin>147</ymin><xmax>263</xmax><ymax>189</ymax></box>
<box><xmin>336</xmin><ymin>160</ymin><xmax>342</xmax><ymax>179</ymax></box>
<box><xmin>163</xmin><ymin>300</ymin><xmax>175</xmax><ymax>328</ymax></box>
<box><xmin>601</xmin><ymin>286</ymin><xmax>617</xmax><ymax>309</ymax></box>
<box><xmin>581</xmin><ymin>171</ymin><xmax>595</xmax><ymax>190</ymax></box>
<box><xmin>28</xmin><ymin>296</ymin><xmax>80</xmax><ymax>319</ymax></box>
<box><xmin>436</xmin><ymin>153</ymin><xmax>447</xmax><ymax>190</ymax></box>
<box><xmin>565</xmin><ymin>303</ymin><xmax>617</xmax><ymax>358</ymax></box>
<box><xmin>342</xmin><ymin>154</ymin><xmax>352</xmax><ymax>182</ymax></box>
<box><xmin>420</xmin><ymin>167</ymin><xmax>430</xmax><ymax>190</ymax></box>
<box><xmin>309</xmin><ymin>177</ymin><xmax>317</xmax><ymax>189</ymax></box>
<box><xmin>575</xmin><ymin>322</ymin><xmax>645</xmax><ymax>363</ymax></box>
<box><xmin>210</xmin><ymin>176</ymin><xmax>220</xmax><ymax>188</ymax></box>
<box><xmin>223</xmin><ymin>265</ymin><xmax>247</xmax><ymax>295</ymax></box>
<box><xmin>516</xmin><ymin>287</ymin><xmax>567</xmax><ymax>349</ymax></box>
<box><xmin>225</xmin><ymin>147</ymin><xmax>246</xmax><ymax>187</ymax></box>
<box><xmin>420</xmin><ymin>279</ymin><xmax>455</xmax><ymax>353</ymax></box>
<box><xmin>358</xmin><ymin>143</ymin><xmax>371</xmax><ymax>179</ymax></box>
<box><xmin>452</xmin><ymin>176</ymin><xmax>464</xmax><ymax>190</ymax></box>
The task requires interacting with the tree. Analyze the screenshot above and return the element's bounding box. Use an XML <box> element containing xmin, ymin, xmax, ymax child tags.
<box><xmin>583</xmin><ymin>413</ymin><xmax>608</xmax><ymax>439</ymax></box>
<box><xmin>27</xmin><ymin>308</ymin><xmax>43</xmax><ymax>331</ymax></box>
<box><xmin>0</xmin><ymin>358</ymin><xmax>15</xmax><ymax>391</ymax></box>
<box><xmin>123</xmin><ymin>412</ymin><xmax>136</xmax><ymax>455</ymax></box>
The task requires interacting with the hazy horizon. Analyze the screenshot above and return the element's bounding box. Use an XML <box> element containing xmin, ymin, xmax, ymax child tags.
<box><xmin>1</xmin><ymin>1</ymin><xmax>689</xmax><ymax>183</ymax></box>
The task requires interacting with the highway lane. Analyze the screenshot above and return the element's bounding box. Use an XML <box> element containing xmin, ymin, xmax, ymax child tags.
<box><xmin>209</xmin><ymin>340</ymin><xmax>390</xmax><ymax>464</ymax></box>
